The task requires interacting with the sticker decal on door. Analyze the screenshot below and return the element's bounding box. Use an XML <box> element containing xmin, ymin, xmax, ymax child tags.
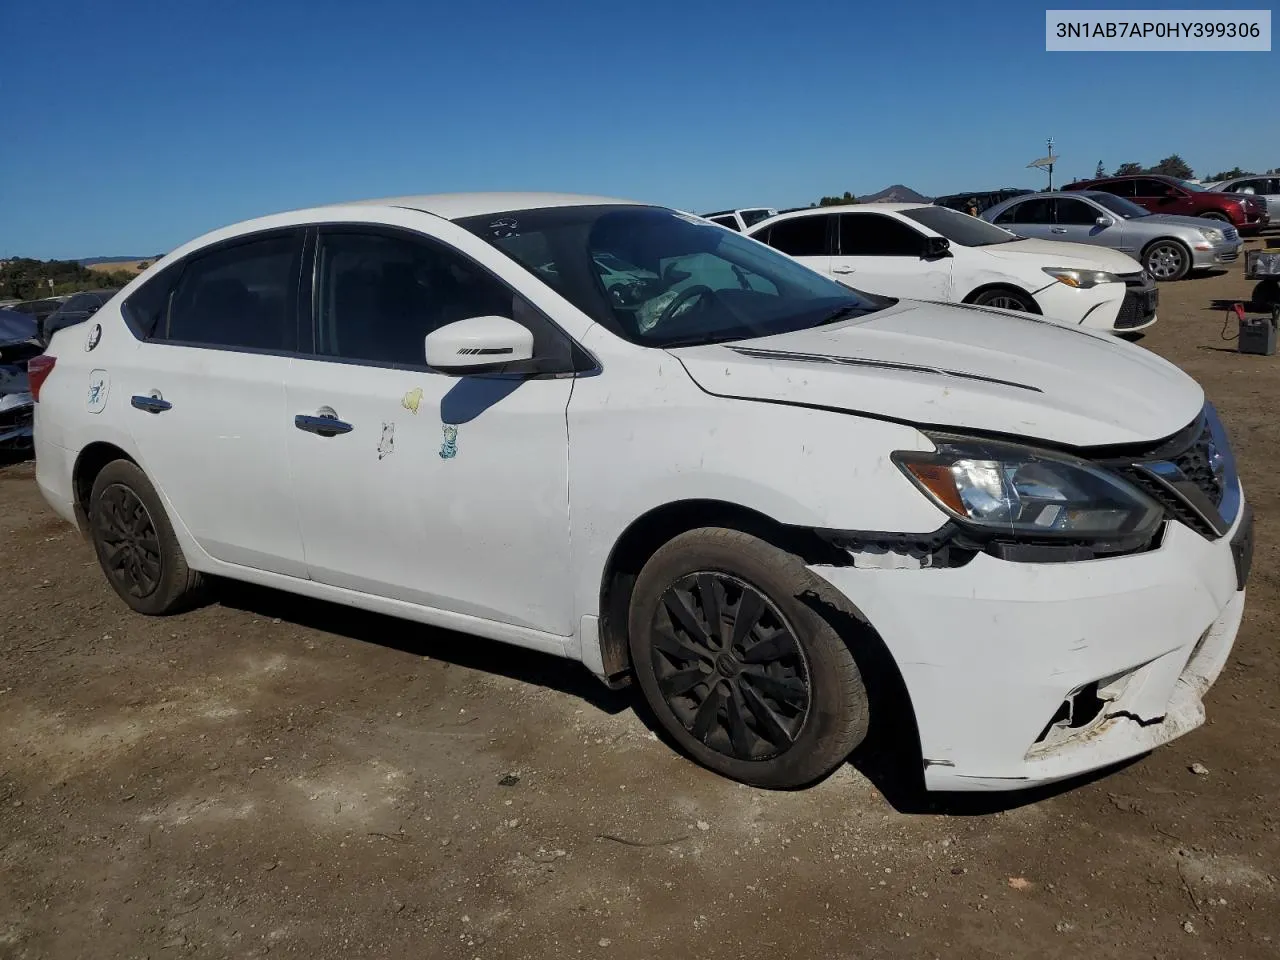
<box><xmin>439</xmin><ymin>423</ymin><xmax>458</xmax><ymax>460</ymax></box>
<box><xmin>401</xmin><ymin>386</ymin><xmax>423</xmax><ymax>415</ymax></box>
<box><xmin>377</xmin><ymin>422</ymin><xmax>395</xmax><ymax>460</ymax></box>
<box><xmin>86</xmin><ymin>370</ymin><xmax>109</xmax><ymax>414</ymax></box>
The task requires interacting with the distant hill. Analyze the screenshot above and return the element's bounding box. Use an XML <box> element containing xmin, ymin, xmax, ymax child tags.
<box><xmin>861</xmin><ymin>184</ymin><xmax>932</xmax><ymax>203</ymax></box>
<box><xmin>78</xmin><ymin>255</ymin><xmax>159</xmax><ymax>266</ymax></box>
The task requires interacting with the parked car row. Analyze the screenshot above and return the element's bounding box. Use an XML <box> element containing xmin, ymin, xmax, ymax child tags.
<box><xmin>0</xmin><ymin>307</ymin><xmax>39</xmax><ymax>451</ymax></box>
<box><xmin>32</xmin><ymin>191</ymin><xmax>1251</xmax><ymax>795</ymax></box>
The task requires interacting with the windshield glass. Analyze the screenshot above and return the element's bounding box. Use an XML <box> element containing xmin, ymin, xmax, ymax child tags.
<box><xmin>458</xmin><ymin>205</ymin><xmax>889</xmax><ymax>348</ymax></box>
<box><xmin>900</xmin><ymin>206</ymin><xmax>1020</xmax><ymax>247</ymax></box>
<box><xmin>1177</xmin><ymin>179</ymin><xmax>1207</xmax><ymax>192</ymax></box>
<box><xmin>1089</xmin><ymin>193</ymin><xmax>1150</xmax><ymax>219</ymax></box>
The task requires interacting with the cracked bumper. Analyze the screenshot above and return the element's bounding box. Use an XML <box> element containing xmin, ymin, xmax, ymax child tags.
<box><xmin>809</xmin><ymin>504</ymin><xmax>1246</xmax><ymax>792</ymax></box>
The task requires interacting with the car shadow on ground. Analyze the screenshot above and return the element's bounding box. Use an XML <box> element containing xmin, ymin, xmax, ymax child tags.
<box><xmin>213</xmin><ymin>579</ymin><xmax>634</xmax><ymax>717</ymax></box>
<box><xmin>215</xmin><ymin>577</ymin><xmax>1136</xmax><ymax>818</ymax></box>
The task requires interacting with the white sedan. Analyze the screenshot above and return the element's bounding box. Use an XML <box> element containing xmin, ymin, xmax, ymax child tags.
<box><xmin>33</xmin><ymin>192</ymin><xmax>1247</xmax><ymax>791</ymax></box>
<box><xmin>746</xmin><ymin>202</ymin><xmax>1158</xmax><ymax>333</ymax></box>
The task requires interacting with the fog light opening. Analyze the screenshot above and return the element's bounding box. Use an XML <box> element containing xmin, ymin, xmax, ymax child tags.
<box><xmin>1034</xmin><ymin>681</ymin><xmax>1109</xmax><ymax>745</ymax></box>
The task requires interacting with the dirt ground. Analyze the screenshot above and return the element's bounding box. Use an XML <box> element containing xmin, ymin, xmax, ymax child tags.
<box><xmin>4</xmin><ymin>247</ymin><xmax>1280</xmax><ymax>960</ymax></box>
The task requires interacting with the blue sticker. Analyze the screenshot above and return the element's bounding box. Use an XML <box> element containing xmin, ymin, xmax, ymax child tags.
<box><xmin>439</xmin><ymin>423</ymin><xmax>458</xmax><ymax>460</ymax></box>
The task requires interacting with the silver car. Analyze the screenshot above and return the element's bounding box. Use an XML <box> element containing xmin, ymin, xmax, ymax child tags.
<box><xmin>1203</xmin><ymin>176</ymin><xmax>1280</xmax><ymax>221</ymax></box>
<box><xmin>983</xmin><ymin>190</ymin><xmax>1243</xmax><ymax>281</ymax></box>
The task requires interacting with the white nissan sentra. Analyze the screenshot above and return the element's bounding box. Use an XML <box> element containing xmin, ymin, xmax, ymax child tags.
<box><xmin>31</xmin><ymin>193</ymin><xmax>1251</xmax><ymax>792</ymax></box>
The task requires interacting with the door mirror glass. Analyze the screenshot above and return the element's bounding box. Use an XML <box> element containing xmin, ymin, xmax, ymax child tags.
<box><xmin>425</xmin><ymin>315</ymin><xmax>534</xmax><ymax>375</ymax></box>
<box><xmin>1095</xmin><ymin>216</ymin><xmax>1115</xmax><ymax>227</ymax></box>
<box><xmin>922</xmin><ymin>236</ymin><xmax>951</xmax><ymax>259</ymax></box>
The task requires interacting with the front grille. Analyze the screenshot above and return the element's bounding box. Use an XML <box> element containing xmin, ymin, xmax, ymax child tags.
<box><xmin>1110</xmin><ymin>418</ymin><xmax>1229</xmax><ymax>540</ymax></box>
<box><xmin>1174</xmin><ymin>424</ymin><xmax>1224</xmax><ymax>505</ymax></box>
<box><xmin>1223</xmin><ymin>226</ymin><xmax>1240</xmax><ymax>242</ymax></box>
<box><xmin>1119</xmin><ymin>467</ymin><xmax>1217</xmax><ymax>538</ymax></box>
<box><xmin>1115</xmin><ymin>288</ymin><xmax>1157</xmax><ymax>329</ymax></box>
<box><xmin>1221</xmin><ymin>251</ymin><xmax>1239</xmax><ymax>262</ymax></box>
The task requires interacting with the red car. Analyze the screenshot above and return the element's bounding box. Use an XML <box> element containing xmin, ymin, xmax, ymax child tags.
<box><xmin>1064</xmin><ymin>174</ymin><xmax>1270</xmax><ymax>235</ymax></box>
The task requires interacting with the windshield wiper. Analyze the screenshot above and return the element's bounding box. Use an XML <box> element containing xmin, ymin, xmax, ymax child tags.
<box><xmin>818</xmin><ymin>303</ymin><xmax>867</xmax><ymax>325</ymax></box>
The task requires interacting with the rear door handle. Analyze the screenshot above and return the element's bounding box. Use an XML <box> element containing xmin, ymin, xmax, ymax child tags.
<box><xmin>294</xmin><ymin>413</ymin><xmax>353</xmax><ymax>437</ymax></box>
<box><xmin>1051</xmin><ymin>227</ymin><xmax>1067</xmax><ymax>234</ymax></box>
<box><xmin>832</xmin><ymin>266</ymin><xmax>856</xmax><ymax>274</ymax></box>
<box><xmin>130</xmin><ymin>395</ymin><xmax>172</xmax><ymax>413</ymax></box>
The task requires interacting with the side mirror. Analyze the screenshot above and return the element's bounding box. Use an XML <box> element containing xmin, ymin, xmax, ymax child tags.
<box><xmin>425</xmin><ymin>315</ymin><xmax>534</xmax><ymax>375</ymax></box>
<box><xmin>1095</xmin><ymin>216</ymin><xmax>1115</xmax><ymax>227</ymax></box>
<box><xmin>922</xmin><ymin>236</ymin><xmax>951</xmax><ymax>259</ymax></box>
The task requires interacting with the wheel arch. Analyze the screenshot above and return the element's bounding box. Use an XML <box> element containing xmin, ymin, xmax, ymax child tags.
<box><xmin>72</xmin><ymin>441</ymin><xmax>137</xmax><ymax>529</ymax></box>
<box><xmin>595</xmin><ymin>499</ymin><xmax>846</xmax><ymax>679</ymax></box>
<box><xmin>961</xmin><ymin>282</ymin><xmax>1042</xmax><ymax>314</ymax></box>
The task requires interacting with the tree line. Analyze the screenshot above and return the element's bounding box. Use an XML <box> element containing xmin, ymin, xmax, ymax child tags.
<box><xmin>1095</xmin><ymin>155</ymin><xmax>1280</xmax><ymax>182</ymax></box>
<box><xmin>0</xmin><ymin>258</ymin><xmax>146</xmax><ymax>301</ymax></box>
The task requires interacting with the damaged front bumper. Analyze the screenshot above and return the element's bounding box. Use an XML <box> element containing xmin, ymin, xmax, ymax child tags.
<box><xmin>809</xmin><ymin>497</ymin><xmax>1248</xmax><ymax>792</ymax></box>
<box><xmin>0</xmin><ymin>389</ymin><xmax>34</xmax><ymax>449</ymax></box>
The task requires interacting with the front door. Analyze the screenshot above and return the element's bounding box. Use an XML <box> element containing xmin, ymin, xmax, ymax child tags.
<box><xmin>283</xmin><ymin>226</ymin><xmax>576</xmax><ymax>636</ymax></box>
<box><xmin>832</xmin><ymin>213</ymin><xmax>951</xmax><ymax>300</ymax></box>
<box><xmin>123</xmin><ymin>229</ymin><xmax>307</xmax><ymax>577</ymax></box>
<box><xmin>1051</xmin><ymin>196</ymin><xmax>1132</xmax><ymax>253</ymax></box>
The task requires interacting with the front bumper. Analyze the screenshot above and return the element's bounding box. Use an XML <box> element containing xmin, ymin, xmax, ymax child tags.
<box><xmin>1191</xmin><ymin>240</ymin><xmax>1243</xmax><ymax>268</ymax></box>
<box><xmin>0</xmin><ymin>391</ymin><xmax>33</xmax><ymax>449</ymax></box>
<box><xmin>1032</xmin><ymin>279</ymin><xmax>1125</xmax><ymax>331</ymax></box>
<box><xmin>809</xmin><ymin>498</ymin><xmax>1247</xmax><ymax>792</ymax></box>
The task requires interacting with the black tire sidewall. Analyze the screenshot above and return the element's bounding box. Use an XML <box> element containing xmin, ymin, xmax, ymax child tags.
<box><xmin>973</xmin><ymin>288</ymin><xmax>1035</xmax><ymax>312</ymax></box>
<box><xmin>628</xmin><ymin>528</ymin><xmax>868</xmax><ymax>789</ymax></box>
<box><xmin>88</xmin><ymin>459</ymin><xmax>195</xmax><ymax>615</ymax></box>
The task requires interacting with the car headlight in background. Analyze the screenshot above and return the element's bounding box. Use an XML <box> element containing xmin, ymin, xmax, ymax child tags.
<box><xmin>893</xmin><ymin>437</ymin><xmax>1163</xmax><ymax>542</ymax></box>
<box><xmin>1041</xmin><ymin>267</ymin><xmax>1122</xmax><ymax>289</ymax></box>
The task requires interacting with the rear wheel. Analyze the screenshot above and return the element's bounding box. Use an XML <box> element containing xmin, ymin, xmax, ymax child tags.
<box><xmin>88</xmin><ymin>459</ymin><xmax>206</xmax><ymax>615</ymax></box>
<box><xmin>628</xmin><ymin>528</ymin><xmax>868</xmax><ymax>788</ymax></box>
<box><xmin>1143</xmin><ymin>239</ymin><xmax>1191</xmax><ymax>281</ymax></box>
<box><xmin>970</xmin><ymin>287</ymin><xmax>1037</xmax><ymax>312</ymax></box>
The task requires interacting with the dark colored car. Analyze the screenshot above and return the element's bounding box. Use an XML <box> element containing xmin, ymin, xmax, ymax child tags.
<box><xmin>1063</xmin><ymin>175</ymin><xmax>1270</xmax><ymax>235</ymax></box>
<box><xmin>933</xmin><ymin>189</ymin><xmax>1033</xmax><ymax>215</ymax></box>
<box><xmin>0</xmin><ymin>307</ymin><xmax>39</xmax><ymax>452</ymax></box>
<box><xmin>41</xmin><ymin>288</ymin><xmax>119</xmax><ymax>343</ymax></box>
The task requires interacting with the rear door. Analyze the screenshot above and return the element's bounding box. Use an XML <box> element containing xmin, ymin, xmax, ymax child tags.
<box><xmin>831</xmin><ymin>212</ymin><xmax>951</xmax><ymax>300</ymax></box>
<box><xmin>753</xmin><ymin>214</ymin><xmax>833</xmax><ymax>277</ymax></box>
<box><xmin>121</xmin><ymin>229</ymin><xmax>307</xmax><ymax>577</ymax></box>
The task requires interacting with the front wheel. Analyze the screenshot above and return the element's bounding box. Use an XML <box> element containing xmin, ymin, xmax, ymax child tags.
<box><xmin>628</xmin><ymin>528</ymin><xmax>869</xmax><ymax>789</ymax></box>
<box><xmin>970</xmin><ymin>287</ymin><xmax>1037</xmax><ymax>312</ymax></box>
<box><xmin>1199</xmin><ymin>211</ymin><xmax>1233</xmax><ymax>223</ymax></box>
<box><xmin>1143</xmin><ymin>239</ymin><xmax>1191</xmax><ymax>281</ymax></box>
<box><xmin>88</xmin><ymin>459</ymin><xmax>206</xmax><ymax>615</ymax></box>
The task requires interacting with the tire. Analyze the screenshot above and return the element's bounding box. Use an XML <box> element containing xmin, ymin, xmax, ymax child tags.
<box><xmin>969</xmin><ymin>287</ymin><xmax>1037</xmax><ymax>312</ymax></box>
<box><xmin>1199</xmin><ymin>211</ymin><xmax>1232</xmax><ymax>223</ymax></box>
<box><xmin>1142</xmin><ymin>239</ymin><xmax>1191</xmax><ymax>281</ymax></box>
<box><xmin>628</xmin><ymin>527</ymin><xmax>869</xmax><ymax>789</ymax></box>
<box><xmin>88</xmin><ymin>459</ymin><xmax>206</xmax><ymax>615</ymax></box>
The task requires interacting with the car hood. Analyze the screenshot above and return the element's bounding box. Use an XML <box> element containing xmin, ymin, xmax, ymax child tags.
<box><xmin>977</xmin><ymin>237</ymin><xmax>1142</xmax><ymax>274</ymax></box>
<box><xmin>1136</xmin><ymin>213</ymin><xmax>1236</xmax><ymax>233</ymax></box>
<box><xmin>670</xmin><ymin>299</ymin><xmax>1203</xmax><ymax>447</ymax></box>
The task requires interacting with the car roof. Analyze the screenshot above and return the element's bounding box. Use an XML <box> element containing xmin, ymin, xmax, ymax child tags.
<box><xmin>338</xmin><ymin>191</ymin><xmax>648</xmax><ymax>220</ymax></box>
<box><xmin>766</xmin><ymin>202</ymin><xmax>929</xmax><ymax>218</ymax></box>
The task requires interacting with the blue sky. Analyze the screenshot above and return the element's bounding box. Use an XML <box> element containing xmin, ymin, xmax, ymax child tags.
<box><xmin>2</xmin><ymin>0</ymin><xmax>1275</xmax><ymax>259</ymax></box>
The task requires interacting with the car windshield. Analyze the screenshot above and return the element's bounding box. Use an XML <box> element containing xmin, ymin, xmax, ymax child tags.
<box><xmin>1089</xmin><ymin>193</ymin><xmax>1150</xmax><ymax>219</ymax></box>
<box><xmin>900</xmin><ymin>205</ymin><xmax>1021</xmax><ymax>247</ymax></box>
<box><xmin>458</xmin><ymin>205</ymin><xmax>889</xmax><ymax>348</ymax></box>
<box><xmin>1177</xmin><ymin>179</ymin><xmax>1208</xmax><ymax>192</ymax></box>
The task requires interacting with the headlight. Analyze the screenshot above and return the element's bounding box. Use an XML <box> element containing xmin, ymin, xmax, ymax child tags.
<box><xmin>1198</xmin><ymin>227</ymin><xmax>1225</xmax><ymax>243</ymax></box>
<box><xmin>893</xmin><ymin>437</ymin><xmax>1163</xmax><ymax>542</ymax></box>
<box><xmin>1041</xmin><ymin>267</ymin><xmax>1122</xmax><ymax>289</ymax></box>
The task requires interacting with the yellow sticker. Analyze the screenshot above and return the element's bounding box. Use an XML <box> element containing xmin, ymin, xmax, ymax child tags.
<box><xmin>401</xmin><ymin>387</ymin><xmax>424</xmax><ymax>415</ymax></box>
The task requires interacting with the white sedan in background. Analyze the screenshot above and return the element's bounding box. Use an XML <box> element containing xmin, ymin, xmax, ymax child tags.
<box><xmin>32</xmin><ymin>192</ymin><xmax>1246</xmax><ymax>792</ymax></box>
<box><xmin>746</xmin><ymin>203</ymin><xmax>1157</xmax><ymax>333</ymax></box>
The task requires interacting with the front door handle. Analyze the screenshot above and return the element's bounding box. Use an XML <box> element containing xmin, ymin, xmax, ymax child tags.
<box><xmin>1051</xmin><ymin>227</ymin><xmax>1067</xmax><ymax>234</ymax></box>
<box><xmin>832</xmin><ymin>266</ymin><xmax>856</xmax><ymax>274</ymax></box>
<box><xmin>294</xmin><ymin>413</ymin><xmax>354</xmax><ymax>437</ymax></box>
<box><xmin>131</xmin><ymin>395</ymin><xmax>172</xmax><ymax>413</ymax></box>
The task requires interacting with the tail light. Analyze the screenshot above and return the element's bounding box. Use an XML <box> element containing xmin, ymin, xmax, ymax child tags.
<box><xmin>28</xmin><ymin>355</ymin><xmax>56</xmax><ymax>402</ymax></box>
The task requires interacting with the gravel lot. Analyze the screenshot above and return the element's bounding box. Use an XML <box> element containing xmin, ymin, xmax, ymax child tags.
<box><xmin>3</xmin><ymin>250</ymin><xmax>1279</xmax><ymax>959</ymax></box>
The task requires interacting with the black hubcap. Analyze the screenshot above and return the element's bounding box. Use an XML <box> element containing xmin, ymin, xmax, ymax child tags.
<box><xmin>94</xmin><ymin>484</ymin><xmax>162</xmax><ymax>598</ymax></box>
<box><xmin>649</xmin><ymin>573</ymin><xmax>811</xmax><ymax>761</ymax></box>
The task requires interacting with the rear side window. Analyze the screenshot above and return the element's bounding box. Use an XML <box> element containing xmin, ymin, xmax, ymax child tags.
<box><xmin>764</xmin><ymin>215</ymin><xmax>831</xmax><ymax>256</ymax></box>
<box><xmin>995</xmin><ymin>198</ymin><xmax>1051</xmax><ymax>224</ymax></box>
<box><xmin>709</xmin><ymin>215</ymin><xmax>740</xmax><ymax>231</ymax></box>
<box><xmin>1095</xmin><ymin>180</ymin><xmax>1136</xmax><ymax>198</ymax></box>
<box><xmin>161</xmin><ymin>232</ymin><xmax>301</xmax><ymax>351</ymax></box>
<box><xmin>1055</xmin><ymin>198</ymin><xmax>1099</xmax><ymax>225</ymax></box>
<box><xmin>1133</xmin><ymin>179</ymin><xmax>1170</xmax><ymax>198</ymax></box>
<box><xmin>839</xmin><ymin>214</ymin><xmax>924</xmax><ymax>256</ymax></box>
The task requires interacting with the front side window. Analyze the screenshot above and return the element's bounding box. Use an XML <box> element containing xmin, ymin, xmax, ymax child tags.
<box><xmin>762</xmin><ymin>215</ymin><xmax>831</xmax><ymax>256</ymax></box>
<box><xmin>838</xmin><ymin>213</ymin><xmax>924</xmax><ymax>256</ymax></box>
<box><xmin>313</xmin><ymin>230</ymin><xmax>546</xmax><ymax>368</ymax></box>
<box><xmin>899</xmin><ymin>206</ymin><xmax>1021</xmax><ymax>247</ymax></box>
<box><xmin>708</xmin><ymin>215</ymin><xmax>741</xmax><ymax>231</ymax></box>
<box><xmin>739</xmin><ymin>208</ymin><xmax>775</xmax><ymax>228</ymax></box>
<box><xmin>459</xmin><ymin>205</ymin><xmax>886</xmax><ymax>348</ymax></box>
<box><xmin>164</xmin><ymin>232</ymin><xmax>300</xmax><ymax>351</ymax></box>
<box><xmin>1055</xmin><ymin>198</ymin><xmax>1100</xmax><ymax>225</ymax></box>
<box><xmin>1094</xmin><ymin>179</ymin><xmax>1136</xmax><ymax>198</ymax></box>
<box><xmin>1090</xmin><ymin>193</ymin><xmax>1150</xmax><ymax>219</ymax></box>
<box><xmin>1134</xmin><ymin>178</ymin><xmax>1174</xmax><ymax>198</ymax></box>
